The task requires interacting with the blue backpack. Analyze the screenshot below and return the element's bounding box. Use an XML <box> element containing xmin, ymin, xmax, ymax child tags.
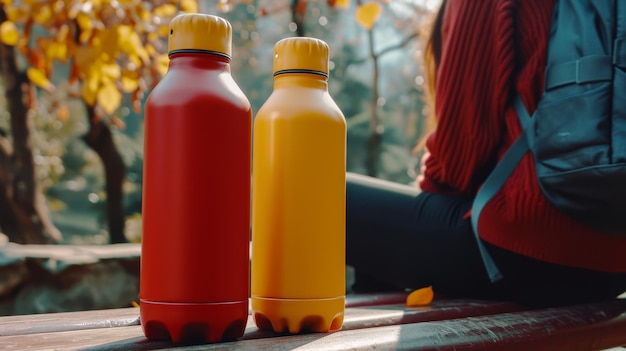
<box><xmin>471</xmin><ymin>0</ymin><xmax>626</xmax><ymax>282</ymax></box>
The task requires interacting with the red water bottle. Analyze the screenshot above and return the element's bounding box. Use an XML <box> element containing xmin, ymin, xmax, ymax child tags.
<box><xmin>140</xmin><ymin>13</ymin><xmax>251</xmax><ymax>343</ymax></box>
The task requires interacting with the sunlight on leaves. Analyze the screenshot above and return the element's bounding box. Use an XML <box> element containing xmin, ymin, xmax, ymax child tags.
<box><xmin>121</xmin><ymin>69</ymin><xmax>140</xmax><ymax>93</ymax></box>
<box><xmin>45</xmin><ymin>41</ymin><xmax>69</xmax><ymax>63</ymax></box>
<box><xmin>145</xmin><ymin>43</ymin><xmax>157</xmax><ymax>56</ymax></box>
<box><xmin>118</xmin><ymin>26</ymin><xmax>150</xmax><ymax>66</ymax></box>
<box><xmin>355</xmin><ymin>2</ymin><xmax>382</xmax><ymax>30</ymax></box>
<box><xmin>76</xmin><ymin>13</ymin><xmax>93</xmax><ymax>44</ymax></box>
<box><xmin>97</xmin><ymin>82</ymin><xmax>122</xmax><ymax>115</ymax></box>
<box><xmin>181</xmin><ymin>0</ymin><xmax>199</xmax><ymax>13</ymax></box>
<box><xmin>0</xmin><ymin>0</ymin><xmax>193</xmax><ymax>116</ymax></box>
<box><xmin>27</xmin><ymin>68</ymin><xmax>55</xmax><ymax>92</ymax></box>
<box><xmin>153</xmin><ymin>4</ymin><xmax>177</xmax><ymax>17</ymax></box>
<box><xmin>82</xmin><ymin>70</ymin><xmax>100</xmax><ymax>106</ymax></box>
<box><xmin>34</xmin><ymin>4</ymin><xmax>53</xmax><ymax>24</ymax></box>
<box><xmin>406</xmin><ymin>286</ymin><xmax>434</xmax><ymax>307</ymax></box>
<box><xmin>102</xmin><ymin>62</ymin><xmax>121</xmax><ymax>81</ymax></box>
<box><xmin>155</xmin><ymin>54</ymin><xmax>170</xmax><ymax>77</ymax></box>
<box><xmin>0</xmin><ymin>21</ymin><xmax>19</xmax><ymax>46</ymax></box>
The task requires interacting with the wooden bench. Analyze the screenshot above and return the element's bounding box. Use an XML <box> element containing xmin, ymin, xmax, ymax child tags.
<box><xmin>0</xmin><ymin>293</ymin><xmax>625</xmax><ymax>350</ymax></box>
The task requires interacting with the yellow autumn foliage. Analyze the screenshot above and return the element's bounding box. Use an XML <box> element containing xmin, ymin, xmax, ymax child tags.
<box><xmin>97</xmin><ymin>82</ymin><xmax>123</xmax><ymax>115</ymax></box>
<box><xmin>153</xmin><ymin>4</ymin><xmax>177</xmax><ymax>17</ymax></box>
<box><xmin>155</xmin><ymin>54</ymin><xmax>170</xmax><ymax>77</ymax></box>
<box><xmin>121</xmin><ymin>69</ymin><xmax>140</xmax><ymax>93</ymax></box>
<box><xmin>76</xmin><ymin>13</ymin><xmax>93</xmax><ymax>33</ymax></box>
<box><xmin>26</xmin><ymin>68</ymin><xmax>54</xmax><ymax>92</ymax></box>
<box><xmin>2</xmin><ymin>0</ymin><xmax>194</xmax><ymax>115</ymax></box>
<box><xmin>101</xmin><ymin>62</ymin><xmax>122</xmax><ymax>81</ymax></box>
<box><xmin>45</xmin><ymin>41</ymin><xmax>69</xmax><ymax>63</ymax></box>
<box><xmin>0</xmin><ymin>21</ymin><xmax>19</xmax><ymax>46</ymax></box>
<box><xmin>33</xmin><ymin>4</ymin><xmax>53</xmax><ymax>24</ymax></box>
<box><xmin>180</xmin><ymin>0</ymin><xmax>198</xmax><ymax>13</ymax></box>
<box><xmin>355</xmin><ymin>2</ymin><xmax>382</xmax><ymax>30</ymax></box>
<box><xmin>334</xmin><ymin>0</ymin><xmax>350</xmax><ymax>9</ymax></box>
<box><xmin>82</xmin><ymin>67</ymin><xmax>101</xmax><ymax>106</ymax></box>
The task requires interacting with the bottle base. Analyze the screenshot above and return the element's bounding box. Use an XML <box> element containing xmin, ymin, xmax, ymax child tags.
<box><xmin>140</xmin><ymin>299</ymin><xmax>248</xmax><ymax>343</ymax></box>
<box><xmin>251</xmin><ymin>296</ymin><xmax>345</xmax><ymax>333</ymax></box>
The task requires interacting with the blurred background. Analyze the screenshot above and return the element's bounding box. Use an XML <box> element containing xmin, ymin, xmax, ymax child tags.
<box><xmin>0</xmin><ymin>0</ymin><xmax>441</xmax><ymax>246</ymax></box>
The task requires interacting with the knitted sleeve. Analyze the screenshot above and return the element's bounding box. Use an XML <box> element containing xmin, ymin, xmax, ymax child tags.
<box><xmin>419</xmin><ymin>0</ymin><xmax>516</xmax><ymax>197</ymax></box>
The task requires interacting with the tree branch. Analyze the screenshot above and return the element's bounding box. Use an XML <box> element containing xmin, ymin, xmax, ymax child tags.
<box><xmin>375</xmin><ymin>32</ymin><xmax>419</xmax><ymax>58</ymax></box>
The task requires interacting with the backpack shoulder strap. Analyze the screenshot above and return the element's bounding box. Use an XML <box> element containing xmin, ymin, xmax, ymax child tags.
<box><xmin>470</xmin><ymin>95</ymin><xmax>532</xmax><ymax>283</ymax></box>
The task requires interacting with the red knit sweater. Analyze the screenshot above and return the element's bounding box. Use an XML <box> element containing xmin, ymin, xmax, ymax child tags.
<box><xmin>420</xmin><ymin>0</ymin><xmax>626</xmax><ymax>273</ymax></box>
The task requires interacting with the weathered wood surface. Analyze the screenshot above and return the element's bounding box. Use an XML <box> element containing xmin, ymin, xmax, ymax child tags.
<box><xmin>0</xmin><ymin>292</ymin><xmax>412</xmax><ymax>337</ymax></box>
<box><xmin>161</xmin><ymin>300</ymin><xmax>626</xmax><ymax>351</ymax></box>
<box><xmin>0</xmin><ymin>295</ymin><xmax>625</xmax><ymax>351</ymax></box>
<box><xmin>0</xmin><ymin>307</ymin><xmax>140</xmax><ymax>337</ymax></box>
<box><xmin>0</xmin><ymin>299</ymin><xmax>525</xmax><ymax>350</ymax></box>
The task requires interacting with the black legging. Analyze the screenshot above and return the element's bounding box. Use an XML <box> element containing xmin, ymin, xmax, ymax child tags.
<box><xmin>346</xmin><ymin>172</ymin><xmax>626</xmax><ymax>307</ymax></box>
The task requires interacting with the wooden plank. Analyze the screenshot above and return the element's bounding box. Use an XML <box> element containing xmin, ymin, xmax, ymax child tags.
<box><xmin>239</xmin><ymin>300</ymin><xmax>524</xmax><ymax>341</ymax></box>
<box><xmin>0</xmin><ymin>308</ymin><xmax>140</xmax><ymax>337</ymax></box>
<box><xmin>0</xmin><ymin>292</ymin><xmax>415</xmax><ymax>337</ymax></box>
<box><xmin>163</xmin><ymin>300</ymin><xmax>626</xmax><ymax>351</ymax></box>
<box><xmin>0</xmin><ymin>298</ymin><xmax>521</xmax><ymax>338</ymax></box>
<box><xmin>1</xmin><ymin>300</ymin><xmax>625</xmax><ymax>351</ymax></box>
<box><xmin>0</xmin><ymin>300</ymin><xmax>524</xmax><ymax>350</ymax></box>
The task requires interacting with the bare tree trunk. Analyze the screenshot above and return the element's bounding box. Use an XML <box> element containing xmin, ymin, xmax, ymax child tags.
<box><xmin>83</xmin><ymin>105</ymin><xmax>126</xmax><ymax>244</ymax></box>
<box><xmin>365</xmin><ymin>26</ymin><xmax>382</xmax><ymax>178</ymax></box>
<box><xmin>0</xmin><ymin>133</ymin><xmax>19</xmax><ymax>242</ymax></box>
<box><xmin>0</xmin><ymin>7</ymin><xmax>61</xmax><ymax>244</ymax></box>
<box><xmin>291</xmin><ymin>0</ymin><xmax>307</xmax><ymax>37</ymax></box>
<box><xmin>355</xmin><ymin>0</ymin><xmax>382</xmax><ymax>178</ymax></box>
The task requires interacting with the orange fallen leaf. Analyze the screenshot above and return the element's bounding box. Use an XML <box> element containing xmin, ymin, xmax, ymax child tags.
<box><xmin>406</xmin><ymin>286</ymin><xmax>434</xmax><ymax>307</ymax></box>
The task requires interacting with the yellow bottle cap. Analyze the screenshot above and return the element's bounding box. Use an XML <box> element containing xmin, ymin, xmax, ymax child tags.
<box><xmin>273</xmin><ymin>37</ymin><xmax>329</xmax><ymax>77</ymax></box>
<box><xmin>168</xmin><ymin>13</ymin><xmax>232</xmax><ymax>58</ymax></box>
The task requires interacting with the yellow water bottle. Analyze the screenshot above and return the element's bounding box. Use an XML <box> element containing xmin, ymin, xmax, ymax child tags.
<box><xmin>251</xmin><ymin>37</ymin><xmax>346</xmax><ymax>334</ymax></box>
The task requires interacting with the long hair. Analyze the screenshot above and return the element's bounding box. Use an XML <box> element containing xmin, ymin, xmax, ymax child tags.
<box><xmin>414</xmin><ymin>0</ymin><xmax>447</xmax><ymax>153</ymax></box>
